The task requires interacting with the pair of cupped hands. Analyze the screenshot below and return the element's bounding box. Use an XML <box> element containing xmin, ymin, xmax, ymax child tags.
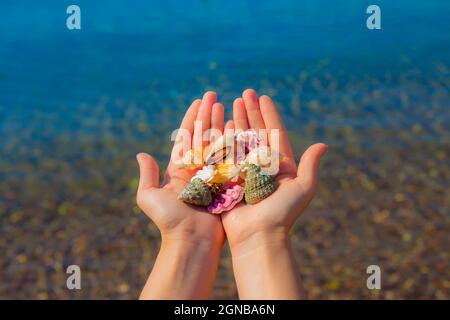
<box><xmin>136</xmin><ymin>89</ymin><xmax>327</xmax><ymax>299</ymax></box>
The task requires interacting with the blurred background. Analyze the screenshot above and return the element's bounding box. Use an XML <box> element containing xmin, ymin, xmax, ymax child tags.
<box><xmin>0</xmin><ymin>0</ymin><xmax>448</xmax><ymax>299</ymax></box>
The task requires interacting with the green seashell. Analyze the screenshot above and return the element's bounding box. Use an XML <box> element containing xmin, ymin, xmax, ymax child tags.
<box><xmin>178</xmin><ymin>178</ymin><xmax>212</xmax><ymax>206</ymax></box>
<box><xmin>244</xmin><ymin>164</ymin><xmax>277</xmax><ymax>205</ymax></box>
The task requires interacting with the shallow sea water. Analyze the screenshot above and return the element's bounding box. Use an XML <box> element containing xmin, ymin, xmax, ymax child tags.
<box><xmin>0</xmin><ymin>1</ymin><xmax>449</xmax><ymax>299</ymax></box>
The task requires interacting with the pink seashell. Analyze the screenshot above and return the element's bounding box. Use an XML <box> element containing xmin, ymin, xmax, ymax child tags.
<box><xmin>207</xmin><ymin>185</ymin><xmax>244</xmax><ymax>214</ymax></box>
<box><xmin>237</xmin><ymin>130</ymin><xmax>264</xmax><ymax>151</ymax></box>
<box><xmin>236</xmin><ymin>130</ymin><xmax>265</xmax><ymax>163</ymax></box>
<box><xmin>226</xmin><ymin>188</ymin><xmax>239</xmax><ymax>198</ymax></box>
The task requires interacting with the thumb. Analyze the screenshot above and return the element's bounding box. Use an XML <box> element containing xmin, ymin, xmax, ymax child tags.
<box><xmin>136</xmin><ymin>153</ymin><xmax>160</xmax><ymax>192</ymax></box>
<box><xmin>296</xmin><ymin>143</ymin><xmax>328</xmax><ymax>192</ymax></box>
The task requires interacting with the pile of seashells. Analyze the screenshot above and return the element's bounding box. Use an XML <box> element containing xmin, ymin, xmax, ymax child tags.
<box><xmin>178</xmin><ymin>130</ymin><xmax>279</xmax><ymax>214</ymax></box>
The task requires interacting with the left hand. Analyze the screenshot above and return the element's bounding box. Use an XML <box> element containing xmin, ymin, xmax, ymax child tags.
<box><xmin>221</xmin><ymin>89</ymin><xmax>328</xmax><ymax>252</ymax></box>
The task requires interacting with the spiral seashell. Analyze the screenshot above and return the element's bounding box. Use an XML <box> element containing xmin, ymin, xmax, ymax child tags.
<box><xmin>178</xmin><ymin>178</ymin><xmax>212</xmax><ymax>206</ymax></box>
<box><xmin>244</xmin><ymin>164</ymin><xmax>277</xmax><ymax>205</ymax></box>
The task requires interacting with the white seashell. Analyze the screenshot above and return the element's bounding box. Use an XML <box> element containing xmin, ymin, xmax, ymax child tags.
<box><xmin>236</xmin><ymin>129</ymin><xmax>264</xmax><ymax>151</ymax></box>
<box><xmin>191</xmin><ymin>165</ymin><xmax>217</xmax><ymax>183</ymax></box>
<box><xmin>246</xmin><ymin>146</ymin><xmax>272</xmax><ymax>167</ymax></box>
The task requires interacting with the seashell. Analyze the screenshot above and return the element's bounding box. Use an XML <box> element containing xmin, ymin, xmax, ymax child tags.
<box><xmin>178</xmin><ymin>178</ymin><xmax>212</xmax><ymax>206</ymax></box>
<box><xmin>206</xmin><ymin>146</ymin><xmax>232</xmax><ymax>165</ymax></box>
<box><xmin>210</xmin><ymin>163</ymin><xmax>243</xmax><ymax>183</ymax></box>
<box><xmin>245</xmin><ymin>146</ymin><xmax>273</xmax><ymax>167</ymax></box>
<box><xmin>205</xmin><ymin>134</ymin><xmax>235</xmax><ymax>165</ymax></box>
<box><xmin>191</xmin><ymin>165</ymin><xmax>217</xmax><ymax>183</ymax></box>
<box><xmin>207</xmin><ymin>185</ymin><xmax>244</xmax><ymax>214</ymax></box>
<box><xmin>244</xmin><ymin>164</ymin><xmax>277</xmax><ymax>205</ymax></box>
<box><xmin>242</xmin><ymin>146</ymin><xmax>280</xmax><ymax>176</ymax></box>
<box><xmin>236</xmin><ymin>130</ymin><xmax>264</xmax><ymax>162</ymax></box>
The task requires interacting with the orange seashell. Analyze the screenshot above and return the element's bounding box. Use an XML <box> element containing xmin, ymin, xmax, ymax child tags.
<box><xmin>210</xmin><ymin>163</ymin><xmax>242</xmax><ymax>184</ymax></box>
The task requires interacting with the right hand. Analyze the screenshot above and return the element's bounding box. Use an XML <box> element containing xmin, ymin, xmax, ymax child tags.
<box><xmin>136</xmin><ymin>92</ymin><xmax>226</xmax><ymax>247</ymax></box>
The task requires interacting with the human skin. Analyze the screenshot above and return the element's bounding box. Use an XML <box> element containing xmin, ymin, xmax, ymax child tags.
<box><xmin>221</xmin><ymin>89</ymin><xmax>328</xmax><ymax>299</ymax></box>
<box><xmin>136</xmin><ymin>89</ymin><xmax>327</xmax><ymax>300</ymax></box>
<box><xmin>136</xmin><ymin>91</ymin><xmax>226</xmax><ymax>299</ymax></box>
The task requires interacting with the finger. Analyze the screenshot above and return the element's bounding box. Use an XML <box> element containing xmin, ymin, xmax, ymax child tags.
<box><xmin>242</xmin><ymin>89</ymin><xmax>265</xmax><ymax>130</ymax></box>
<box><xmin>211</xmin><ymin>102</ymin><xmax>224</xmax><ymax>142</ymax></box>
<box><xmin>179</xmin><ymin>99</ymin><xmax>202</xmax><ymax>134</ymax></box>
<box><xmin>136</xmin><ymin>153</ymin><xmax>160</xmax><ymax>192</ymax></box>
<box><xmin>233</xmin><ymin>98</ymin><xmax>249</xmax><ymax>131</ymax></box>
<box><xmin>259</xmin><ymin>95</ymin><xmax>294</xmax><ymax>159</ymax></box>
<box><xmin>224</xmin><ymin>120</ymin><xmax>235</xmax><ymax>132</ymax></box>
<box><xmin>223</xmin><ymin>120</ymin><xmax>235</xmax><ymax>164</ymax></box>
<box><xmin>171</xmin><ymin>99</ymin><xmax>201</xmax><ymax>163</ymax></box>
<box><xmin>193</xmin><ymin>91</ymin><xmax>217</xmax><ymax>148</ymax></box>
<box><xmin>296</xmin><ymin>143</ymin><xmax>328</xmax><ymax>192</ymax></box>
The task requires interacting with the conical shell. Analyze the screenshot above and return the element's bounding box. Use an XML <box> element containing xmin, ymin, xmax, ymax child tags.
<box><xmin>244</xmin><ymin>164</ymin><xmax>277</xmax><ymax>204</ymax></box>
<box><xmin>178</xmin><ymin>178</ymin><xmax>212</xmax><ymax>206</ymax></box>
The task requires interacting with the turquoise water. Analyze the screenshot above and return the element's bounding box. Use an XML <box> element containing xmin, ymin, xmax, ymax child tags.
<box><xmin>0</xmin><ymin>0</ymin><xmax>449</xmax><ymax>143</ymax></box>
<box><xmin>0</xmin><ymin>1</ymin><xmax>449</xmax><ymax>299</ymax></box>
<box><xmin>0</xmin><ymin>0</ymin><xmax>450</xmax><ymax>118</ymax></box>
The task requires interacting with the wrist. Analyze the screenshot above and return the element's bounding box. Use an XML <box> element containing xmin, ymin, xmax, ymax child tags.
<box><xmin>161</xmin><ymin>232</ymin><xmax>223</xmax><ymax>256</ymax></box>
<box><xmin>229</xmin><ymin>228</ymin><xmax>303</xmax><ymax>299</ymax></box>
<box><xmin>142</xmin><ymin>230</ymin><xmax>222</xmax><ymax>299</ymax></box>
<box><xmin>229</xmin><ymin>227</ymin><xmax>290</xmax><ymax>258</ymax></box>
<box><xmin>160</xmin><ymin>221</ymin><xmax>225</xmax><ymax>252</ymax></box>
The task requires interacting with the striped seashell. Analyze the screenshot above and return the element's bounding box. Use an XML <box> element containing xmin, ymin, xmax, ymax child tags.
<box><xmin>205</xmin><ymin>134</ymin><xmax>235</xmax><ymax>165</ymax></box>
<box><xmin>244</xmin><ymin>164</ymin><xmax>277</xmax><ymax>205</ymax></box>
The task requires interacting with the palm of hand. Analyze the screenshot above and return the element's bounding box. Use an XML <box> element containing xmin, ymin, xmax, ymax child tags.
<box><xmin>222</xmin><ymin>156</ymin><xmax>314</xmax><ymax>247</ymax></box>
<box><xmin>220</xmin><ymin>90</ymin><xmax>327</xmax><ymax>248</ymax></box>
<box><xmin>136</xmin><ymin>90</ymin><xmax>326</xmax><ymax>248</ymax></box>
<box><xmin>138</xmin><ymin>165</ymin><xmax>223</xmax><ymax>243</ymax></box>
<box><xmin>136</xmin><ymin>92</ymin><xmax>226</xmax><ymax>244</ymax></box>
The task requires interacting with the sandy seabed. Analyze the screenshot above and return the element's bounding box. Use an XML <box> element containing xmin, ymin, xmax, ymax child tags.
<box><xmin>0</xmin><ymin>64</ymin><xmax>448</xmax><ymax>299</ymax></box>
